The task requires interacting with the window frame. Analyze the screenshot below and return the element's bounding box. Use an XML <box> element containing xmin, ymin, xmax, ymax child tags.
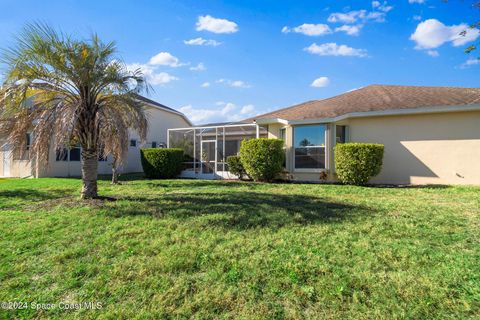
<box><xmin>292</xmin><ymin>124</ymin><xmax>327</xmax><ymax>172</ymax></box>
<box><xmin>279</xmin><ymin>127</ymin><xmax>286</xmax><ymax>145</ymax></box>
<box><xmin>25</xmin><ymin>133</ymin><xmax>32</xmax><ymax>151</ymax></box>
<box><xmin>335</xmin><ymin>125</ymin><xmax>348</xmax><ymax>144</ymax></box>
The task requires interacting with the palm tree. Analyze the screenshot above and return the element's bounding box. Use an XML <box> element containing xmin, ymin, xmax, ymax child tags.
<box><xmin>0</xmin><ymin>23</ymin><xmax>148</xmax><ymax>198</ymax></box>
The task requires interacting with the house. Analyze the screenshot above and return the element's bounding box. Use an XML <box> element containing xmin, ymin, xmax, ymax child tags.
<box><xmin>0</xmin><ymin>95</ymin><xmax>191</xmax><ymax>178</ymax></box>
<box><xmin>169</xmin><ymin>85</ymin><xmax>480</xmax><ymax>185</ymax></box>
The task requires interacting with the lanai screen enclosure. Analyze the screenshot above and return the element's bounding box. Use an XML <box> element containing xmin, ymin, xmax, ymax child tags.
<box><xmin>168</xmin><ymin>123</ymin><xmax>267</xmax><ymax>179</ymax></box>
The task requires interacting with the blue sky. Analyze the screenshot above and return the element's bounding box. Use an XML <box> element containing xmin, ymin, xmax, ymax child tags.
<box><xmin>0</xmin><ymin>0</ymin><xmax>478</xmax><ymax>124</ymax></box>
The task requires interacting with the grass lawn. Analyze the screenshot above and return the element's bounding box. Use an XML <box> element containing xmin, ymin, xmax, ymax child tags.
<box><xmin>0</xmin><ymin>177</ymin><xmax>479</xmax><ymax>319</ymax></box>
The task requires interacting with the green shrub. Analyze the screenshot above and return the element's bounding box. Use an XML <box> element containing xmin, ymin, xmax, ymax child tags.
<box><xmin>334</xmin><ymin>143</ymin><xmax>384</xmax><ymax>185</ymax></box>
<box><xmin>239</xmin><ymin>138</ymin><xmax>284</xmax><ymax>182</ymax></box>
<box><xmin>140</xmin><ymin>148</ymin><xmax>184</xmax><ymax>179</ymax></box>
<box><xmin>227</xmin><ymin>155</ymin><xmax>248</xmax><ymax>180</ymax></box>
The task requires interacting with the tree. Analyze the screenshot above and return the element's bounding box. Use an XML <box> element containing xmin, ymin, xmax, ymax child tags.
<box><xmin>299</xmin><ymin>138</ymin><xmax>312</xmax><ymax>147</ymax></box>
<box><xmin>444</xmin><ymin>0</ymin><xmax>480</xmax><ymax>55</ymax></box>
<box><xmin>0</xmin><ymin>23</ymin><xmax>148</xmax><ymax>198</ymax></box>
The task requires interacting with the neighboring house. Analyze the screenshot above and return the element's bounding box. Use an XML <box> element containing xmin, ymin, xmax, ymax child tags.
<box><xmin>169</xmin><ymin>85</ymin><xmax>480</xmax><ymax>185</ymax></box>
<box><xmin>0</xmin><ymin>95</ymin><xmax>191</xmax><ymax>178</ymax></box>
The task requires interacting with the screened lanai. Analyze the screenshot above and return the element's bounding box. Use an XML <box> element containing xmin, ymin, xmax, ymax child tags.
<box><xmin>168</xmin><ymin>123</ymin><xmax>267</xmax><ymax>179</ymax></box>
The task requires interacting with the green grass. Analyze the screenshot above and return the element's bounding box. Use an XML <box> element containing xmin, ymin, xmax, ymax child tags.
<box><xmin>0</xmin><ymin>177</ymin><xmax>479</xmax><ymax>319</ymax></box>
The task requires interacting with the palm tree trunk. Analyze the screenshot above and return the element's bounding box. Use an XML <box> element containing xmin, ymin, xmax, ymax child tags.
<box><xmin>81</xmin><ymin>149</ymin><xmax>98</xmax><ymax>199</ymax></box>
<box><xmin>111</xmin><ymin>157</ymin><xmax>119</xmax><ymax>184</ymax></box>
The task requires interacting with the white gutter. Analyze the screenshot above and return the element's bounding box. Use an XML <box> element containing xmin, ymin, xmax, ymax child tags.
<box><xmin>254</xmin><ymin>104</ymin><xmax>480</xmax><ymax>125</ymax></box>
<box><xmin>169</xmin><ymin>123</ymin><xmax>258</xmax><ymax>131</ymax></box>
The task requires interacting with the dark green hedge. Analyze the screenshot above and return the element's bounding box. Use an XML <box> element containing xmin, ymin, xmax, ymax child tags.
<box><xmin>226</xmin><ymin>155</ymin><xmax>248</xmax><ymax>180</ymax></box>
<box><xmin>140</xmin><ymin>148</ymin><xmax>184</xmax><ymax>179</ymax></box>
<box><xmin>239</xmin><ymin>138</ymin><xmax>284</xmax><ymax>182</ymax></box>
<box><xmin>334</xmin><ymin>143</ymin><xmax>384</xmax><ymax>185</ymax></box>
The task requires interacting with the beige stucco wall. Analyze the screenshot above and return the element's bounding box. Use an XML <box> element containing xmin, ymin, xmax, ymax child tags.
<box><xmin>122</xmin><ymin>107</ymin><xmax>190</xmax><ymax>173</ymax></box>
<box><xmin>11</xmin><ymin>160</ymin><xmax>33</xmax><ymax>177</ymax></box>
<box><xmin>6</xmin><ymin>106</ymin><xmax>191</xmax><ymax>178</ymax></box>
<box><xmin>1</xmin><ymin>138</ymin><xmax>33</xmax><ymax>178</ymax></box>
<box><xmin>341</xmin><ymin>111</ymin><xmax>480</xmax><ymax>185</ymax></box>
<box><xmin>266</xmin><ymin>111</ymin><xmax>480</xmax><ymax>185</ymax></box>
<box><xmin>267</xmin><ymin>124</ymin><xmax>282</xmax><ymax>139</ymax></box>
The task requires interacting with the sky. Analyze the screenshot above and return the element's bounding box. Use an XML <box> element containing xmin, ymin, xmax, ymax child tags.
<box><xmin>0</xmin><ymin>0</ymin><xmax>478</xmax><ymax>124</ymax></box>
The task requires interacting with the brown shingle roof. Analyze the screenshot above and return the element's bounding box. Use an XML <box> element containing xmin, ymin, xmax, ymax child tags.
<box><xmin>253</xmin><ymin>85</ymin><xmax>480</xmax><ymax>122</ymax></box>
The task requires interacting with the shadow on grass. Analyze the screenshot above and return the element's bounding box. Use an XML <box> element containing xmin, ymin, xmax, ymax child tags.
<box><xmin>145</xmin><ymin>180</ymin><xmax>251</xmax><ymax>189</ymax></box>
<box><xmin>108</xmin><ymin>191</ymin><xmax>374</xmax><ymax>229</ymax></box>
<box><xmin>0</xmin><ymin>188</ymin><xmax>75</xmax><ymax>210</ymax></box>
<box><xmin>0</xmin><ymin>188</ymin><xmax>73</xmax><ymax>201</ymax></box>
<box><xmin>363</xmin><ymin>184</ymin><xmax>451</xmax><ymax>189</ymax></box>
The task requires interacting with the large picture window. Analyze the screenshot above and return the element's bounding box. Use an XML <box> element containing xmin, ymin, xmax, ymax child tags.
<box><xmin>294</xmin><ymin>125</ymin><xmax>326</xmax><ymax>169</ymax></box>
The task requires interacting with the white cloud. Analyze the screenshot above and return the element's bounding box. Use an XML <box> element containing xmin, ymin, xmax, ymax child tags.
<box><xmin>413</xmin><ymin>15</ymin><xmax>422</xmax><ymax>21</ymax></box>
<box><xmin>410</xmin><ymin>19</ymin><xmax>480</xmax><ymax>50</ymax></box>
<box><xmin>376</xmin><ymin>1</ymin><xmax>393</xmax><ymax>12</ymax></box>
<box><xmin>216</xmin><ymin>78</ymin><xmax>251</xmax><ymax>88</ymax></box>
<box><xmin>184</xmin><ymin>37</ymin><xmax>222</xmax><ymax>46</ymax></box>
<box><xmin>327</xmin><ymin>9</ymin><xmax>386</xmax><ymax>24</ymax></box>
<box><xmin>460</xmin><ymin>58</ymin><xmax>480</xmax><ymax>68</ymax></box>
<box><xmin>282</xmin><ymin>23</ymin><xmax>332</xmax><ymax>36</ymax></box>
<box><xmin>409</xmin><ymin>0</ymin><xmax>426</xmax><ymax>3</ymax></box>
<box><xmin>231</xmin><ymin>80</ymin><xmax>251</xmax><ymax>88</ymax></box>
<box><xmin>190</xmin><ymin>63</ymin><xmax>206</xmax><ymax>71</ymax></box>
<box><xmin>366</xmin><ymin>11</ymin><xmax>387</xmax><ymax>22</ymax></box>
<box><xmin>201</xmin><ymin>82</ymin><xmax>211</xmax><ymax>88</ymax></box>
<box><xmin>179</xmin><ymin>105</ymin><xmax>217</xmax><ymax>123</ymax></box>
<box><xmin>335</xmin><ymin>24</ymin><xmax>362</xmax><ymax>36</ymax></box>
<box><xmin>196</xmin><ymin>15</ymin><xmax>238</xmax><ymax>34</ymax></box>
<box><xmin>221</xmin><ymin>103</ymin><xmax>236</xmax><ymax>115</ymax></box>
<box><xmin>127</xmin><ymin>51</ymin><xmax>186</xmax><ymax>86</ymax></box>
<box><xmin>305</xmin><ymin>42</ymin><xmax>368</xmax><ymax>57</ymax></box>
<box><xmin>179</xmin><ymin>102</ymin><xmax>257</xmax><ymax>124</ymax></box>
<box><xmin>328</xmin><ymin>10</ymin><xmax>365</xmax><ymax>24</ymax></box>
<box><xmin>426</xmin><ymin>50</ymin><xmax>439</xmax><ymax>57</ymax></box>
<box><xmin>149</xmin><ymin>52</ymin><xmax>183</xmax><ymax>67</ymax></box>
<box><xmin>372</xmin><ymin>1</ymin><xmax>381</xmax><ymax>8</ymax></box>
<box><xmin>241</xmin><ymin>104</ymin><xmax>255</xmax><ymax>114</ymax></box>
<box><xmin>149</xmin><ymin>72</ymin><xmax>179</xmax><ymax>85</ymax></box>
<box><xmin>311</xmin><ymin>77</ymin><xmax>330</xmax><ymax>88</ymax></box>
<box><xmin>126</xmin><ymin>63</ymin><xmax>178</xmax><ymax>85</ymax></box>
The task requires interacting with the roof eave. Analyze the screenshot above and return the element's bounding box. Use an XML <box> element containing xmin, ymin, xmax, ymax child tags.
<box><xmin>141</xmin><ymin>101</ymin><xmax>192</xmax><ymax>126</ymax></box>
<box><xmin>257</xmin><ymin>104</ymin><xmax>480</xmax><ymax>126</ymax></box>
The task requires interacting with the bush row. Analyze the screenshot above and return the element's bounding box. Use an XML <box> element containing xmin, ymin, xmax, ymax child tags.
<box><xmin>139</xmin><ymin>140</ymin><xmax>384</xmax><ymax>186</ymax></box>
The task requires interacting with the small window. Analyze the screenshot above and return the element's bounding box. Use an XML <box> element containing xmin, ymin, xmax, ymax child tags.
<box><xmin>130</xmin><ymin>139</ymin><xmax>137</xmax><ymax>147</ymax></box>
<box><xmin>279</xmin><ymin>128</ymin><xmax>287</xmax><ymax>168</ymax></box>
<box><xmin>151</xmin><ymin>141</ymin><xmax>157</xmax><ymax>148</ymax></box>
<box><xmin>26</xmin><ymin>133</ymin><xmax>32</xmax><ymax>151</ymax></box>
<box><xmin>280</xmin><ymin>128</ymin><xmax>286</xmax><ymax>145</ymax></box>
<box><xmin>56</xmin><ymin>148</ymin><xmax>68</xmax><ymax>161</ymax></box>
<box><xmin>98</xmin><ymin>154</ymin><xmax>108</xmax><ymax>162</ymax></box>
<box><xmin>69</xmin><ymin>146</ymin><xmax>81</xmax><ymax>161</ymax></box>
<box><xmin>336</xmin><ymin>126</ymin><xmax>347</xmax><ymax>144</ymax></box>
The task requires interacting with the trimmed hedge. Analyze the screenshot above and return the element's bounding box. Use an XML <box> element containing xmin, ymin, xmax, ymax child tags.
<box><xmin>140</xmin><ymin>148</ymin><xmax>184</xmax><ymax>179</ymax></box>
<box><xmin>226</xmin><ymin>155</ymin><xmax>248</xmax><ymax>180</ymax></box>
<box><xmin>334</xmin><ymin>143</ymin><xmax>384</xmax><ymax>185</ymax></box>
<box><xmin>239</xmin><ymin>138</ymin><xmax>284</xmax><ymax>182</ymax></box>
